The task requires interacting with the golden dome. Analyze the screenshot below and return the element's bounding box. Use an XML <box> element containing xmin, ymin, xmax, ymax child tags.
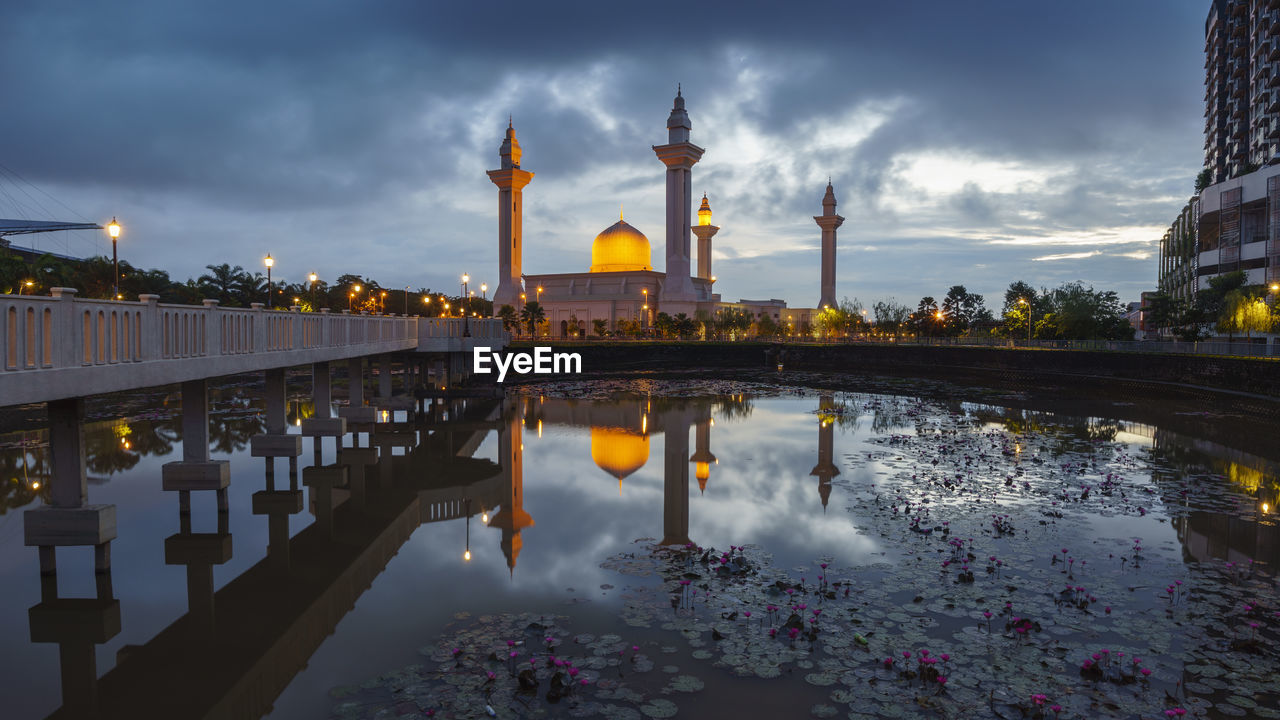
<box><xmin>590</xmin><ymin>427</ymin><xmax>650</xmax><ymax>481</ymax></box>
<box><xmin>590</xmin><ymin>218</ymin><xmax>651</xmax><ymax>273</ymax></box>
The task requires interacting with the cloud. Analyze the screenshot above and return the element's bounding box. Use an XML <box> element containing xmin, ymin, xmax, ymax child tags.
<box><xmin>0</xmin><ymin>0</ymin><xmax>1206</xmax><ymax>304</ymax></box>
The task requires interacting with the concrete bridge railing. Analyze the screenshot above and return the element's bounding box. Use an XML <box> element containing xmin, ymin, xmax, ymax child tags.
<box><xmin>1</xmin><ymin>289</ymin><xmax>507</xmax><ymax>407</ymax></box>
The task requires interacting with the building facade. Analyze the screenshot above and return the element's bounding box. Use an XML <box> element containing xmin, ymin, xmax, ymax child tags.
<box><xmin>1204</xmin><ymin>0</ymin><xmax>1280</xmax><ymax>184</ymax></box>
<box><xmin>1157</xmin><ymin>198</ymin><xmax>1200</xmax><ymax>303</ymax></box>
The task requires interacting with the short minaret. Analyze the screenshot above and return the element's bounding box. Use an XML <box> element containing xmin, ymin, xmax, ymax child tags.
<box><xmin>689</xmin><ymin>415</ymin><xmax>716</xmax><ymax>494</ymax></box>
<box><xmin>653</xmin><ymin>88</ymin><xmax>704</xmax><ymax>308</ymax></box>
<box><xmin>814</xmin><ymin>182</ymin><xmax>844</xmax><ymax>309</ymax></box>
<box><xmin>487</xmin><ymin>120</ymin><xmax>534</xmax><ymax>314</ymax></box>
<box><xmin>692</xmin><ymin>193</ymin><xmax>719</xmax><ymax>281</ymax></box>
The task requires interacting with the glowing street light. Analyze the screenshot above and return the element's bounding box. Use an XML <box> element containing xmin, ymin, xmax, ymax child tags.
<box><xmin>106</xmin><ymin>217</ymin><xmax>122</xmax><ymax>300</ymax></box>
<box><xmin>1018</xmin><ymin>297</ymin><xmax>1032</xmax><ymax>343</ymax></box>
<box><xmin>264</xmin><ymin>254</ymin><xmax>274</xmax><ymax>309</ymax></box>
<box><xmin>480</xmin><ymin>283</ymin><xmax>488</xmax><ymax>301</ymax></box>
<box><xmin>19</xmin><ymin>280</ymin><xmax>33</xmax><ymax>295</ymax></box>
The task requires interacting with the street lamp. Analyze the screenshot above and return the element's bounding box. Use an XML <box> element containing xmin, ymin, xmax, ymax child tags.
<box><xmin>308</xmin><ymin>272</ymin><xmax>318</xmax><ymax>310</ymax></box>
<box><xmin>536</xmin><ymin>285</ymin><xmax>543</xmax><ymax>303</ymax></box>
<box><xmin>264</xmin><ymin>254</ymin><xmax>274</xmax><ymax>309</ymax></box>
<box><xmin>19</xmin><ymin>280</ymin><xmax>33</xmax><ymax>295</ymax></box>
<box><xmin>106</xmin><ymin>217</ymin><xmax>122</xmax><ymax>300</ymax></box>
<box><xmin>350</xmin><ymin>283</ymin><xmax>362</xmax><ymax>311</ymax></box>
<box><xmin>480</xmin><ymin>283</ymin><xmax>487</xmax><ymax>301</ymax></box>
<box><xmin>1018</xmin><ymin>297</ymin><xmax>1032</xmax><ymax>343</ymax></box>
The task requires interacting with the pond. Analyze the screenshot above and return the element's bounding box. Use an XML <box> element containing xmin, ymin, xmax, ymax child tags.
<box><xmin>0</xmin><ymin>372</ymin><xmax>1276</xmax><ymax>719</ymax></box>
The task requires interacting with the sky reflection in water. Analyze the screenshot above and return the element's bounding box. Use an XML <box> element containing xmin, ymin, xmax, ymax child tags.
<box><xmin>0</xmin><ymin>378</ymin><xmax>1276</xmax><ymax>719</ymax></box>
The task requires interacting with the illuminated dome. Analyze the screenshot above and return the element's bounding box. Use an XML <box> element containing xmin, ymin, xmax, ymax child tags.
<box><xmin>590</xmin><ymin>217</ymin><xmax>652</xmax><ymax>273</ymax></box>
<box><xmin>590</xmin><ymin>428</ymin><xmax>650</xmax><ymax>481</ymax></box>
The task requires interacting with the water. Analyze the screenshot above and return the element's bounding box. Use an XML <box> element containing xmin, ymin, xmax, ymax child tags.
<box><xmin>0</xmin><ymin>373</ymin><xmax>1277</xmax><ymax>719</ymax></box>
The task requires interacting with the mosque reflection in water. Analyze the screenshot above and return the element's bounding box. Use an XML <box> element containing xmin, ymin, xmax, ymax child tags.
<box><xmin>4</xmin><ymin>387</ymin><xmax>1279</xmax><ymax>719</ymax></box>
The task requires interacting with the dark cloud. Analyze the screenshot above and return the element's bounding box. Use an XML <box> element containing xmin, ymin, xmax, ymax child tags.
<box><xmin>1</xmin><ymin>0</ymin><xmax>1207</xmax><ymax>303</ymax></box>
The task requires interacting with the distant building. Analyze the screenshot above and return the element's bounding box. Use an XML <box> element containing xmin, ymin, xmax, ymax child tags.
<box><xmin>1203</xmin><ymin>0</ymin><xmax>1280</xmax><ymax>184</ymax></box>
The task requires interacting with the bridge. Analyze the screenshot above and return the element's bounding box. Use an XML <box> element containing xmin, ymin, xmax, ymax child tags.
<box><xmin>1</xmin><ymin>289</ymin><xmax>508</xmax><ymax>590</ymax></box>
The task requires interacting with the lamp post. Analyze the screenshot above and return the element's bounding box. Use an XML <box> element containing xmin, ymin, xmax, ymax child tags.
<box><xmin>349</xmin><ymin>283</ymin><xmax>361</xmax><ymax>312</ymax></box>
<box><xmin>107</xmin><ymin>217</ymin><xmax>122</xmax><ymax>299</ymax></box>
<box><xmin>308</xmin><ymin>272</ymin><xmax>318</xmax><ymax>310</ymax></box>
<box><xmin>20</xmin><ymin>280</ymin><xmax>33</xmax><ymax>295</ymax></box>
<box><xmin>1019</xmin><ymin>297</ymin><xmax>1032</xmax><ymax>343</ymax></box>
<box><xmin>481</xmin><ymin>283</ymin><xmax>487</xmax><ymax>302</ymax></box>
<box><xmin>536</xmin><ymin>285</ymin><xmax>543</xmax><ymax>304</ymax></box>
<box><xmin>264</xmin><ymin>254</ymin><xmax>274</xmax><ymax>309</ymax></box>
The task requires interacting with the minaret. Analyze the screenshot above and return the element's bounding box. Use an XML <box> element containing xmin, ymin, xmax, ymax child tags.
<box><xmin>487</xmin><ymin>120</ymin><xmax>534</xmax><ymax>314</ymax></box>
<box><xmin>814</xmin><ymin>182</ymin><xmax>844</xmax><ymax>309</ymax></box>
<box><xmin>810</xmin><ymin>394</ymin><xmax>840</xmax><ymax>511</ymax></box>
<box><xmin>653</xmin><ymin>87</ymin><xmax>704</xmax><ymax>312</ymax></box>
<box><xmin>489</xmin><ymin>401</ymin><xmax>534</xmax><ymax>577</ymax></box>
<box><xmin>692</xmin><ymin>193</ymin><xmax>719</xmax><ymax>281</ymax></box>
<box><xmin>689</xmin><ymin>414</ymin><xmax>716</xmax><ymax>494</ymax></box>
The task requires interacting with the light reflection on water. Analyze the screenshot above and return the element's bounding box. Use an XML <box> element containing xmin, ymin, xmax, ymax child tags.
<box><xmin>0</xmin><ymin>377</ymin><xmax>1275</xmax><ymax>719</ymax></box>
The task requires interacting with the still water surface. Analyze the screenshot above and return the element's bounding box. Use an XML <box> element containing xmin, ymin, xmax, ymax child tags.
<box><xmin>0</xmin><ymin>374</ymin><xmax>1277</xmax><ymax>719</ymax></box>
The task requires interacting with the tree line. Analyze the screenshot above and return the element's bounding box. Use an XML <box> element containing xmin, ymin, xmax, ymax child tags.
<box><xmin>0</xmin><ymin>251</ymin><xmax>489</xmax><ymax>317</ymax></box>
<box><xmin>1145</xmin><ymin>271</ymin><xmax>1277</xmax><ymax>341</ymax></box>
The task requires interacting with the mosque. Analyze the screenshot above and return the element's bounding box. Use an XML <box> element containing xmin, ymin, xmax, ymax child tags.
<box><xmin>486</xmin><ymin>89</ymin><xmax>843</xmax><ymax>336</ymax></box>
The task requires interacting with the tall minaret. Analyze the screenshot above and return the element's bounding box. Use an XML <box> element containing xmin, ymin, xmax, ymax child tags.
<box><xmin>692</xmin><ymin>193</ymin><xmax>719</xmax><ymax>281</ymax></box>
<box><xmin>814</xmin><ymin>182</ymin><xmax>844</xmax><ymax>309</ymax></box>
<box><xmin>489</xmin><ymin>399</ymin><xmax>534</xmax><ymax>577</ymax></box>
<box><xmin>653</xmin><ymin>87</ymin><xmax>704</xmax><ymax>310</ymax></box>
<box><xmin>487</xmin><ymin>120</ymin><xmax>534</xmax><ymax>314</ymax></box>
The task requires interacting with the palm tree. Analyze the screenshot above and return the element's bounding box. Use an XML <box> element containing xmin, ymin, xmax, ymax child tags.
<box><xmin>198</xmin><ymin>263</ymin><xmax>248</xmax><ymax>306</ymax></box>
<box><xmin>520</xmin><ymin>301</ymin><xmax>546</xmax><ymax>337</ymax></box>
<box><xmin>497</xmin><ymin>304</ymin><xmax>520</xmax><ymax>335</ymax></box>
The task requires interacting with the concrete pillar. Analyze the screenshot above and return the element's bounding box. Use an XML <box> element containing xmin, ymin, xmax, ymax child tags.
<box><xmin>348</xmin><ymin>357</ymin><xmax>364</xmax><ymax>408</ymax></box>
<box><xmin>313</xmin><ymin>362</ymin><xmax>331</xmax><ymax>417</ymax></box>
<box><xmin>264</xmin><ymin>368</ymin><xmax>287</xmax><ymax>435</ymax></box>
<box><xmin>181</xmin><ymin>380</ymin><xmax>210</xmax><ymax>463</ymax></box>
<box><xmin>47</xmin><ymin>398</ymin><xmax>87</xmax><ymax>508</ymax></box>
<box><xmin>379</xmin><ymin>355</ymin><xmax>393</xmax><ymax>400</ymax></box>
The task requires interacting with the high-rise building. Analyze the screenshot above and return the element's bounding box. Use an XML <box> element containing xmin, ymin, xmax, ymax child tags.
<box><xmin>1204</xmin><ymin>0</ymin><xmax>1280</xmax><ymax>184</ymax></box>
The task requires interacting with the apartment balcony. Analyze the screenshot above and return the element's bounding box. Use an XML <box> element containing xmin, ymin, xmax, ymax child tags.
<box><xmin>1272</xmin><ymin>37</ymin><xmax>1280</xmax><ymax>60</ymax></box>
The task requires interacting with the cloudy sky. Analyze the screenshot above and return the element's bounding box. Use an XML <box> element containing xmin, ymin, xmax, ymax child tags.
<box><xmin>1</xmin><ymin>0</ymin><xmax>1205</xmax><ymax>309</ymax></box>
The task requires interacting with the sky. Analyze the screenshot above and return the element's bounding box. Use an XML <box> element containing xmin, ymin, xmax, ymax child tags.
<box><xmin>0</xmin><ymin>0</ymin><xmax>1207</xmax><ymax>310</ymax></box>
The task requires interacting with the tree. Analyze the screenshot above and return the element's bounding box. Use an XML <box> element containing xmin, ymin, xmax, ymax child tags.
<box><xmin>199</xmin><ymin>263</ymin><xmax>248</xmax><ymax>306</ymax></box>
<box><xmin>673</xmin><ymin>313</ymin><xmax>697</xmax><ymax>339</ymax></box>
<box><xmin>941</xmin><ymin>285</ymin><xmax>986</xmax><ymax>336</ymax></box>
<box><xmin>593</xmin><ymin>318</ymin><xmax>609</xmax><ymax>337</ymax></box>
<box><xmin>520</xmin><ymin>301</ymin><xmax>545</xmax><ymax>336</ymax></box>
<box><xmin>755</xmin><ymin>313</ymin><xmax>780</xmax><ymax>338</ymax></box>
<box><xmin>654</xmin><ymin>312</ymin><xmax>675</xmax><ymax>338</ymax></box>
<box><xmin>839</xmin><ymin>297</ymin><xmax>869</xmax><ymax>336</ymax></box>
<box><xmin>1036</xmin><ymin>281</ymin><xmax>1133</xmax><ymax>341</ymax></box>
<box><xmin>814</xmin><ymin>306</ymin><xmax>845</xmax><ymax>338</ymax></box>
<box><xmin>497</xmin><ymin>304</ymin><xmax>520</xmax><ymax>335</ymax></box>
<box><xmin>1219</xmin><ymin>289</ymin><xmax>1273</xmax><ymax>340</ymax></box>
<box><xmin>872</xmin><ymin>299</ymin><xmax>912</xmax><ymax>340</ymax></box>
<box><xmin>909</xmin><ymin>296</ymin><xmax>941</xmax><ymax>336</ymax></box>
<box><xmin>1195</xmin><ymin>167</ymin><xmax>1213</xmax><ymax>195</ymax></box>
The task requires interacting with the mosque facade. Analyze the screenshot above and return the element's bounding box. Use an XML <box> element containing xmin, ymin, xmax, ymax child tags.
<box><xmin>487</xmin><ymin>90</ymin><xmax>841</xmax><ymax>337</ymax></box>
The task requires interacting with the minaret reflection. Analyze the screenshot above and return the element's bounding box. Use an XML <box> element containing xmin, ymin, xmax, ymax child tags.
<box><xmin>489</xmin><ymin>400</ymin><xmax>534</xmax><ymax>576</ymax></box>
<box><xmin>661</xmin><ymin>405</ymin><xmax>694</xmax><ymax>546</ymax></box>
<box><xmin>811</xmin><ymin>393</ymin><xmax>840</xmax><ymax>511</ymax></box>
<box><xmin>690</xmin><ymin>415</ymin><xmax>716</xmax><ymax>494</ymax></box>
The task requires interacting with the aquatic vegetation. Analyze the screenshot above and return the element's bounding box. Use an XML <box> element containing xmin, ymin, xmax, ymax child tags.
<box><xmin>329</xmin><ymin>381</ymin><xmax>1280</xmax><ymax>719</ymax></box>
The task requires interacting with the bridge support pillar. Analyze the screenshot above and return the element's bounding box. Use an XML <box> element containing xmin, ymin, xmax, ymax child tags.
<box><xmin>303</xmin><ymin>464</ymin><xmax>349</xmax><ymax>537</ymax></box>
<box><xmin>25</xmin><ymin>398</ymin><xmax>118</xmax><ymax>575</ymax></box>
<box><xmin>303</xmin><ymin>362</ymin><xmax>346</xmax><ymax>456</ymax></box>
<box><xmin>162</xmin><ymin>380</ymin><xmax>230</xmax><ymax>514</ymax></box>
<box><xmin>339</xmin><ymin>447</ymin><xmax>378</xmax><ymax>512</ymax></box>
<box><xmin>378</xmin><ymin>354</ymin><xmax>393</xmax><ymax>401</ymax></box>
<box><xmin>253</xmin><ymin>488</ymin><xmax>303</xmax><ymax>570</ymax></box>
<box><xmin>338</xmin><ymin>357</ymin><xmax>376</xmax><ymax>424</ymax></box>
<box><xmin>251</xmin><ymin>368</ymin><xmax>303</xmax><ymax>460</ymax></box>
<box><xmin>164</xmin><ymin>510</ymin><xmax>232</xmax><ymax>635</ymax></box>
<box><xmin>27</xmin><ymin>560</ymin><xmax>119</xmax><ymax>715</ymax></box>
